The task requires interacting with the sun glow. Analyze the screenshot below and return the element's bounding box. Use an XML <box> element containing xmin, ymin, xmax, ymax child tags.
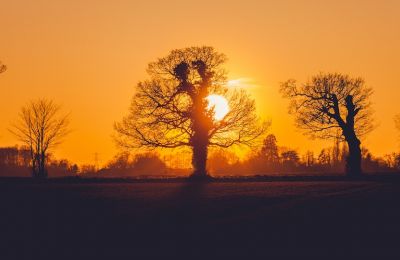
<box><xmin>206</xmin><ymin>95</ymin><xmax>230</xmax><ymax>121</ymax></box>
<box><xmin>227</xmin><ymin>79</ymin><xmax>241</xmax><ymax>87</ymax></box>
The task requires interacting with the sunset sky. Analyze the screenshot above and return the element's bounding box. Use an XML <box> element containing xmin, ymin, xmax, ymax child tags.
<box><xmin>1</xmin><ymin>0</ymin><xmax>399</xmax><ymax>166</ymax></box>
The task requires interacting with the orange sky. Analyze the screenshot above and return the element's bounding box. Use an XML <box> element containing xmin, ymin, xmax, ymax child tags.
<box><xmin>1</xmin><ymin>0</ymin><xmax>400</xmax><ymax>166</ymax></box>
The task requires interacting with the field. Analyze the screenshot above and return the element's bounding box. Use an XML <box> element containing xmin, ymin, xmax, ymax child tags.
<box><xmin>1</xmin><ymin>178</ymin><xmax>400</xmax><ymax>257</ymax></box>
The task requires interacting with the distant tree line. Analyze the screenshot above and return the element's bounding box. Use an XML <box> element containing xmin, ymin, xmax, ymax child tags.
<box><xmin>207</xmin><ymin>134</ymin><xmax>400</xmax><ymax>176</ymax></box>
<box><xmin>2</xmin><ymin>137</ymin><xmax>399</xmax><ymax>178</ymax></box>
<box><xmin>0</xmin><ymin>146</ymin><xmax>78</xmax><ymax>177</ymax></box>
<box><xmin>79</xmin><ymin>152</ymin><xmax>175</xmax><ymax>178</ymax></box>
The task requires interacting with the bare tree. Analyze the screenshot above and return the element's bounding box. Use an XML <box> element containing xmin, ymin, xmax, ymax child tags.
<box><xmin>115</xmin><ymin>46</ymin><xmax>267</xmax><ymax>179</ymax></box>
<box><xmin>0</xmin><ymin>61</ymin><xmax>6</xmax><ymax>74</ymax></box>
<box><xmin>10</xmin><ymin>99</ymin><xmax>70</xmax><ymax>178</ymax></box>
<box><xmin>280</xmin><ymin>73</ymin><xmax>374</xmax><ymax>176</ymax></box>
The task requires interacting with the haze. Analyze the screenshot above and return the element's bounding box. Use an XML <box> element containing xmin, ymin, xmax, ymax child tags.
<box><xmin>1</xmin><ymin>0</ymin><xmax>399</xmax><ymax>165</ymax></box>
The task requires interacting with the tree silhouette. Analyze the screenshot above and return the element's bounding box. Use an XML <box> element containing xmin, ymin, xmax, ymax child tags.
<box><xmin>305</xmin><ymin>151</ymin><xmax>315</xmax><ymax>167</ymax></box>
<box><xmin>281</xmin><ymin>150</ymin><xmax>300</xmax><ymax>163</ymax></box>
<box><xmin>10</xmin><ymin>99</ymin><xmax>70</xmax><ymax>178</ymax></box>
<box><xmin>318</xmin><ymin>148</ymin><xmax>332</xmax><ymax>166</ymax></box>
<box><xmin>280</xmin><ymin>149</ymin><xmax>300</xmax><ymax>170</ymax></box>
<box><xmin>115</xmin><ymin>46</ymin><xmax>267</xmax><ymax>178</ymax></box>
<box><xmin>260</xmin><ymin>134</ymin><xmax>279</xmax><ymax>163</ymax></box>
<box><xmin>280</xmin><ymin>73</ymin><xmax>374</xmax><ymax>176</ymax></box>
<box><xmin>0</xmin><ymin>61</ymin><xmax>6</xmax><ymax>74</ymax></box>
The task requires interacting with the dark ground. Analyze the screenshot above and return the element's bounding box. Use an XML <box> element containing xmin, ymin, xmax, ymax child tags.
<box><xmin>1</xmin><ymin>177</ymin><xmax>400</xmax><ymax>257</ymax></box>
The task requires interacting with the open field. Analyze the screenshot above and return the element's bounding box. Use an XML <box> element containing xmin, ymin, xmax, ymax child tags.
<box><xmin>1</xmin><ymin>178</ymin><xmax>400</xmax><ymax>257</ymax></box>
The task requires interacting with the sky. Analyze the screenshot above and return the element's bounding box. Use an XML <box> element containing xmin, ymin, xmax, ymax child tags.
<box><xmin>1</xmin><ymin>0</ymin><xmax>400</xmax><ymax>166</ymax></box>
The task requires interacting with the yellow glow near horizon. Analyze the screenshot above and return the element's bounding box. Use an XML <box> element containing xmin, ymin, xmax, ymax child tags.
<box><xmin>206</xmin><ymin>95</ymin><xmax>229</xmax><ymax>121</ymax></box>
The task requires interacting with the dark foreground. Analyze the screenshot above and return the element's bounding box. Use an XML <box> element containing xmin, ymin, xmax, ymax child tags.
<box><xmin>1</xmin><ymin>178</ymin><xmax>400</xmax><ymax>257</ymax></box>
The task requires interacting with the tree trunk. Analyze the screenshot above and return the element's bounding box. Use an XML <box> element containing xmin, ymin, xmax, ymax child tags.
<box><xmin>31</xmin><ymin>158</ymin><xmax>37</xmax><ymax>178</ymax></box>
<box><xmin>32</xmin><ymin>154</ymin><xmax>40</xmax><ymax>178</ymax></box>
<box><xmin>37</xmin><ymin>152</ymin><xmax>47</xmax><ymax>179</ymax></box>
<box><xmin>186</xmin><ymin>60</ymin><xmax>213</xmax><ymax>180</ymax></box>
<box><xmin>345</xmin><ymin>135</ymin><xmax>362</xmax><ymax>177</ymax></box>
<box><xmin>343</xmin><ymin>95</ymin><xmax>362</xmax><ymax>177</ymax></box>
<box><xmin>191</xmin><ymin>134</ymin><xmax>209</xmax><ymax>179</ymax></box>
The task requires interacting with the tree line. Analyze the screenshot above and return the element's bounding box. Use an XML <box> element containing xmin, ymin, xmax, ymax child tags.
<box><xmin>0</xmin><ymin>146</ymin><xmax>78</xmax><ymax>177</ymax></box>
<box><xmin>207</xmin><ymin>134</ymin><xmax>400</xmax><ymax>176</ymax></box>
<box><xmin>0</xmin><ymin>146</ymin><xmax>171</xmax><ymax>177</ymax></box>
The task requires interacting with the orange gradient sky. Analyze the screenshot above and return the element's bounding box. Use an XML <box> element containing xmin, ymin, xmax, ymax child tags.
<box><xmin>1</xmin><ymin>0</ymin><xmax>400</xmax><ymax>166</ymax></box>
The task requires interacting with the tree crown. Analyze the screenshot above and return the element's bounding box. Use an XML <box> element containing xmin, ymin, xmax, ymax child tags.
<box><xmin>115</xmin><ymin>46</ymin><xmax>267</xmax><ymax>150</ymax></box>
<box><xmin>10</xmin><ymin>99</ymin><xmax>70</xmax><ymax>153</ymax></box>
<box><xmin>280</xmin><ymin>73</ymin><xmax>373</xmax><ymax>140</ymax></box>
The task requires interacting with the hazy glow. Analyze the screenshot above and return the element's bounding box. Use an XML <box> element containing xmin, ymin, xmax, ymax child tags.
<box><xmin>206</xmin><ymin>95</ymin><xmax>229</xmax><ymax>121</ymax></box>
<box><xmin>227</xmin><ymin>78</ymin><xmax>259</xmax><ymax>89</ymax></box>
<box><xmin>227</xmin><ymin>79</ymin><xmax>241</xmax><ymax>88</ymax></box>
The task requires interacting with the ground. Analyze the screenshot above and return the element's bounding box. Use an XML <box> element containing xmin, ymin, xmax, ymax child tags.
<box><xmin>1</xmin><ymin>178</ymin><xmax>400</xmax><ymax>257</ymax></box>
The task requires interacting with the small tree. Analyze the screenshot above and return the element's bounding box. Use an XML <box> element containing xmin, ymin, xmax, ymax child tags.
<box><xmin>115</xmin><ymin>46</ymin><xmax>267</xmax><ymax>178</ymax></box>
<box><xmin>260</xmin><ymin>134</ymin><xmax>279</xmax><ymax>163</ymax></box>
<box><xmin>10</xmin><ymin>99</ymin><xmax>70</xmax><ymax>178</ymax></box>
<box><xmin>281</xmin><ymin>150</ymin><xmax>300</xmax><ymax>163</ymax></box>
<box><xmin>305</xmin><ymin>150</ymin><xmax>315</xmax><ymax>167</ymax></box>
<box><xmin>281</xmin><ymin>150</ymin><xmax>300</xmax><ymax>170</ymax></box>
<box><xmin>281</xmin><ymin>73</ymin><xmax>374</xmax><ymax>176</ymax></box>
<box><xmin>107</xmin><ymin>152</ymin><xmax>132</xmax><ymax>170</ymax></box>
<box><xmin>318</xmin><ymin>148</ymin><xmax>332</xmax><ymax>166</ymax></box>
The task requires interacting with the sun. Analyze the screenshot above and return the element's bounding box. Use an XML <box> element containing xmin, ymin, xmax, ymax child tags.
<box><xmin>206</xmin><ymin>94</ymin><xmax>229</xmax><ymax>121</ymax></box>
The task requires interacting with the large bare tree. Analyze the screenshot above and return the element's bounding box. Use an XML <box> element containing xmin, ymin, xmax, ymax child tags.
<box><xmin>10</xmin><ymin>99</ymin><xmax>70</xmax><ymax>178</ymax></box>
<box><xmin>280</xmin><ymin>73</ymin><xmax>374</xmax><ymax>176</ymax></box>
<box><xmin>115</xmin><ymin>46</ymin><xmax>267</xmax><ymax>178</ymax></box>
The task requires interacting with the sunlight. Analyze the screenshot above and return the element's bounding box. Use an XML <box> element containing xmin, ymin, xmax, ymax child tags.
<box><xmin>227</xmin><ymin>78</ymin><xmax>255</xmax><ymax>88</ymax></box>
<box><xmin>206</xmin><ymin>94</ymin><xmax>229</xmax><ymax>121</ymax></box>
<box><xmin>227</xmin><ymin>79</ymin><xmax>241</xmax><ymax>87</ymax></box>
